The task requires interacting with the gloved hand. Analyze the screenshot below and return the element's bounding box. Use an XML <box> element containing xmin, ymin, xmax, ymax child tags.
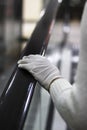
<box><xmin>18</xmin><ymin>55</ymin><xmax>61</xmax><ymax>91</ymax></box>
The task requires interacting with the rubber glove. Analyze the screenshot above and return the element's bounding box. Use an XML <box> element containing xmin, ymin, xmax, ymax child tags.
<box><xmin>18</xmin><ymin>55</ymin><xmax>61</xmax><ymax>91</ymax></box>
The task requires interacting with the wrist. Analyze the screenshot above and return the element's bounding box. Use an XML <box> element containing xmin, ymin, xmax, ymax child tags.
<box><xmin>48</xmin><ymin>77</ymin><xmax>63</xmax><ymax>92</ymax></box>
<box><xmin>49</xmin><ymin>78</ymin><xmax>72</xmax><ymax>95</ymax></box>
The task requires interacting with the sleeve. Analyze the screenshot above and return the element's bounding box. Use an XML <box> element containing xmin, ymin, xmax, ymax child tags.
<box><xmin>50</xmin><ymin>79</ymin><xmax>87</xmax><ymax>130</ymax></box>
<box><xmin>49</xmin><ymin>2</ymin><xmax>87</xmax><ymax>130</ymax></box>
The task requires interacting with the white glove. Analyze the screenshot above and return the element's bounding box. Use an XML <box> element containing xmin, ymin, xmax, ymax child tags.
<box><xmin>18</xmin><ymin>55</ymin><xmax>61</xmax><ymax>91</ymax></box>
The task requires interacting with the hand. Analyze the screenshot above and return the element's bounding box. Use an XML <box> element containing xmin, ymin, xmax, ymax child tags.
<box><xmin>18</xmin><ymin>55</ymin><xmax>61</xmax><ymax>91</ymax></box>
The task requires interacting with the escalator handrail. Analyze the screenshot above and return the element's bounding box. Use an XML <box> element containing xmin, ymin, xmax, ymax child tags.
<box><xmin>0</xmin><ymin>0</ymin><xmax>60</xmax><ymax>130</ymax></box>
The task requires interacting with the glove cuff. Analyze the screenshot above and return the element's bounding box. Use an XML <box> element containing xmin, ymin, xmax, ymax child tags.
<box><xmin>48</xmin><ymin>76</ymin><xmax>63</xmax><ymax>92</ymax></box>
<box><xmin>50</xmin><ymin>78</ymin><xmax>72</xmax><ymax>95</ymax></box>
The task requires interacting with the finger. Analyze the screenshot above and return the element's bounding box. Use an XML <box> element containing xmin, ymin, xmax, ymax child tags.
<box><xmin>18</xmin><ymin>64</ymin><xmax>29</xmax><ymax>69</ymax></box>
<box><xmin>17</xmin><ymin>60</ymin><xmax>21</xmax><ymax>64</ymax></box>
<box><xmin>18</xmin><ymin>55</ymin><xmax>30</xmax><ymax>64</ymax></box>
<box><xmin>28</xmin><ymin>54</ymin><xmax>43</xmax><ymax>60</ymax></box>
<box><xmin>23</xmin><ymin>56</ymin><xmax>28</xmax><ymax>59</ymax></box>
<box><xmin>18</xmin><ymin>59</ymin><xmax>30</xmax><ymax>64</ymax></box>
<box><xmin>18</xmin><ymin>64</ymin><xmax>34</xmax><ymax>74</ymax></box>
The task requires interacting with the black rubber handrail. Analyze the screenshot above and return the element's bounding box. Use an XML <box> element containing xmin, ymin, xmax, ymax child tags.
<box><xmin>0</xmin><ymin>0</ymin><xmax>60</xmax><ymax>130</ymax></box>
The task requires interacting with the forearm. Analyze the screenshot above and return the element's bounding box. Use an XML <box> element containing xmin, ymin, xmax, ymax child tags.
<box><xmin>49</xmin><ymin>79</ymin><xmax>87</xmax><ymax>130</ymax></box>
<box><xmin>75</xmin><ymin>1</ymin><xmax>87</xmax><ymax>90</ymax></box>
<box><xmin>48</xmin><ymin>3</ymin><xmax>87</xmax><ymax>129</ymax></box>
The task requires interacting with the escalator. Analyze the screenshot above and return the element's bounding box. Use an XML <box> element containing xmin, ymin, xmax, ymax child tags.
<box><xmin>0</xmin><ymin>0</ymin><xmax>61</xmax><ymax>130</ymax></box>
<box><xmin>0</xmin><ymin>0</ymin><xmax>82</xmax><ymax>130</ymax></box>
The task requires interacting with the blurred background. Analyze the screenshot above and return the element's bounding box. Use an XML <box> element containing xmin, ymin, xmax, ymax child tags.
<box><xmin>0</xmin><ymin>0</ymin><xmax>86</xmax><ymax>130</ymax></box>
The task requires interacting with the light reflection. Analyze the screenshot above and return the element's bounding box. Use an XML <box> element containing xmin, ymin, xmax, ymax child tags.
<box><xmin>72</xmin><ymin>56</ymin><xmax>79</xmax><ymax>63</ymax></box>
<box><xmin>63</xmin><ymin>26</ymin><xmax>70</xmax><ymax>34</ymax></box>
<box><xmin>39</xmin><ymin>9</ymin><xmax>46</xmax><ymax>18</ymax></box>
<box><xmin>5</xmin><ymin>72</ymin><xmax>17</xmax><ymax>95</ymax></box>
<box><xmin>47</xmin><ymin>52</ymin><xmax>60</xmax><ymax>65</ymax></box>
<box><xmin>58</xmin><ymin>0</ymin><xmax>62</xmax><ymax>3</ymax></box>
<box><xmin>23</xmin><ymin>83</ymin><xmax>34</xmax><ymax>113</ymax></box>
